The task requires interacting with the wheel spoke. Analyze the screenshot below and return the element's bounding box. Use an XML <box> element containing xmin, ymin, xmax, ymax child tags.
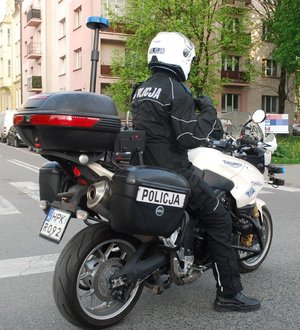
<box><xmin>103</xmin><ymin>243</ymin><xmax>116</xmax><ymax>259</ymax></box>
<box><xmin>120</xmin><ymin>251</ymin><xmax>127</xmax><ymax>261</ymax></box>
<box><xmin>79</xmin><ymin>271</ymin><xmax>89</xmax><ymax>281</ymax></box>
<box><xmin>90</xmin><ymin>301</ymin><xmax>114</xmax><ymax>312</ymax></box>
<box><xmin>80</xmin><ymin>288</ymin><xmax>95</xmax><ymax>300</ymax></box>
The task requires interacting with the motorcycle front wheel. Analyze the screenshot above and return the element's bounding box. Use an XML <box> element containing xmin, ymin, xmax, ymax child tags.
<box><xmin>53</xmin><ymin>223</ymin><xmax>143</xmax><ymax>329</ymax></box>
<box><xmin>237</xmin><ymin>206</ymin><xmax>273</xmax><ymax>273</ymax></box>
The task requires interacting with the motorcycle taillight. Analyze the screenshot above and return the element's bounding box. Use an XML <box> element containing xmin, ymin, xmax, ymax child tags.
<box><xmin>29</xmin><ymin>114</ymin><xmax>99</xmax><ymax>128</ymax></box>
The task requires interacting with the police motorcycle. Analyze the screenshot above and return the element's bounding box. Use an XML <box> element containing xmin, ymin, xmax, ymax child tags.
<box><xmin>14</xmin><ymin>89</ymin><xmax>284</xmax><ymax>329</ymax></box>
<box><xmin>13</xmin><ymin>18</ymin><xmax>285</xmax><ymax>329</ymax></box>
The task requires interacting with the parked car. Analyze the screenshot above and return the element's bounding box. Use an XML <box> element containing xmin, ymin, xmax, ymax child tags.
<box><xmin>0</xmin><ymin>109</ymin><xmax>16</xmax><ymax>143</ymax></box>
<box><xmin>292</xmin><ymin>124</ymin><xmax>300</xmax><ymax>136</ymax></box>
<box><xmin>6</xmin><ymin>125</ymin><xmax>26</xmax><ymax>147</ymax></box>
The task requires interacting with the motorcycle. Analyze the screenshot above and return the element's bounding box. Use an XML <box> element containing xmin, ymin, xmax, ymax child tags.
<box><xmin>14</xmin><ymin>91</ymin><xmax>285</xmax><ymax>328</ymax></box>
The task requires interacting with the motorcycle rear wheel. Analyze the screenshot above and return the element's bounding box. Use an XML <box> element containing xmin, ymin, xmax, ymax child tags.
<box><xmin>237</xmin><ymin>206</ymin><xmax>273</xmax><ymax>273</ymax></box>
<box><xmin>53</xmin><ymin>223</ymin><xmax>143</xmax><ymax>329</ymax></box>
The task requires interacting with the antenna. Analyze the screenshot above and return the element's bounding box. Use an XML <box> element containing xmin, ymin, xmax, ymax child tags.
<box><xmin>86</xmin><ymin>16</ymin><xmax>109</xmax><ymax>93</ymax></box>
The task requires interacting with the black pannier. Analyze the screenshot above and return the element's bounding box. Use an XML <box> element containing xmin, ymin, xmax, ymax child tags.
<box><xmin>39</xmin><ymin>162</ymin><xmax>65</xmax><ymax>203</ymax></box>
<box><xmin>110</xmin><ymin>166</ymin><xmax>190</xmax><ymax>237</ymax></box>
<box><xmin>14</xmin><ymin>92</ymin><xmax>121</xmax><ymax>152</ymax></box>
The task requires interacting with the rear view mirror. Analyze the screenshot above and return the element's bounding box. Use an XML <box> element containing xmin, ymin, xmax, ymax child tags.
<box><xmin>252</xmin><ymin>109</ymin><xmax>266</xmax><ymax>124</ymax></box>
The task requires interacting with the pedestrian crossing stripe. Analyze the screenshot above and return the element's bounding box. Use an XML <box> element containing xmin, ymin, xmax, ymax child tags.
<box><xmin>0</xmin><ymin>195</ymin><xmax>21</xmax><ymax>215</ymax></box>
<box><xmin>0</xmin><ymin>253</ymin><xmax>59</xmax><ymax>279</ymax></box>
<box><xmin>0</xmin><ymin>182</ymin><xmax>39</xmax><ymax>216</ymax></box>
<box><xmin>10</xmin><ymin>182</ymin><xmax>40</xmax><ymax>201</ymax></box>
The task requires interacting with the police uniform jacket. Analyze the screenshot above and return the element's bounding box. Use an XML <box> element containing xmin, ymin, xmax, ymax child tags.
<box><xmin>131</xmin><ymin>69</ymin><xmax>217</xmax><ymax>171</ymax></box>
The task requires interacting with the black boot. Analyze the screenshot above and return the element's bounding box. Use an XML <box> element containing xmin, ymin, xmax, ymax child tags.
<box><xmin>214</xmin><ymin>292</ymin><xmax>260</xmax><ymax>312</ymax></box>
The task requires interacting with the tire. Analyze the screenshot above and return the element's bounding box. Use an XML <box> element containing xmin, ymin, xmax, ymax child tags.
<box><xmin>237</xmin><ymin>206</ymin><xmax>273</xmax><ymax>273</ymax></box>
<box><xmin>53</xmin><ymin>224</ymin><xmax>143</xmax><ymax>329</ymax></box>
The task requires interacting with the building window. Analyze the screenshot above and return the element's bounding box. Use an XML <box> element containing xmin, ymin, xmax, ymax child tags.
<box><xmin>102</xmin><ymin>0</ymin><xmax>125</xmax><ymax>18</ymax></box>
<box><xmin>59</xmin><ymin>18</ymin><xmax>66</xmax><ymax>38</ymax></box>
<box><xmin>74</xmin><ymin>48</ymin><xmax>82</xmax><ymax>70</ymax></box>
<box><xmin>16</xmin><ymin>55</ymin><xmax>20</xmax><ymax>76</ymax></box>
<box><xmin>59</xmin><ymin>55</ymin><xmax>66</xmax><ymax>75</ymax></box>
<box><xmin>101</xmin><ymin>83</ymin><xmax>112</xmax><ymax>95</ymax></box>
<box><xmin>262</xmin><ymin>95</ymin><xmax>277</xmax><ymax>113</ymax></box>
<box><xmin>262</xmin><ymin>59</ymin><xmax>277</xmax><ymax>77</ymax></box>
<box><xmin>74</xmin><ymin>6</ymin><xmax>82</xmax><ymax>29</ymax></box>
<box><xmin>262</xmin><ymin>21</ymin><xmax>272</xmax><ymax>41</ymax></box>
<box><xmin>7</xmin><ymin>28</ymin><xmax>11</xmax><ymax>46</ymax></box>
<box><xmin>222</xmin><ymin>93</ymin><xmax>240</xmax><ymax>112</ymax></box>
<box><xmin>222</xmin><ymin>55</ymin><xmax>240</xmax><ymax>71</ymax></box>
<box><xmin>224</xmin><ymin>17</ymin><xmax>240</xmax><ymax>33</ymax></box>
<box><xmin>8</xmin><ymin>60</ymin><xmax>11</xmax><ymax>77</ymax></box>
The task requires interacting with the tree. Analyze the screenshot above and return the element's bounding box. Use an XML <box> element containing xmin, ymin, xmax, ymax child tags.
<box><xmin>271</xmin><ymin>0</ymin><xmax>300</xmax><ymax>74</ymax></box>
<box><xmin>250</xmin><ymin>0</ymin><xmax>299</xmax><ymax>114</ymax></box>
<box><xmin>107</xmin><ymin>0</ymin><xmax>253</xmax><ymax>112</ymax></box>
<box><xmin>271</xmin><ymin>0</ymin><xmax>300</xmax><ymax>114</ymax></box>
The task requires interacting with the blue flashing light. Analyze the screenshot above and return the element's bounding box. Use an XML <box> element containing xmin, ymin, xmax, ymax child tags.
<box><xmin>86</xmin><ymin>16</ymin><xmax>110</xmax><ymax>30</ymax></box>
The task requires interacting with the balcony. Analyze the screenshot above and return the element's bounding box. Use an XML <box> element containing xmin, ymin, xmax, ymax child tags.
<box><xmin>27</xmin><ymin>75</ymin><xmax>42</xmax><ymax>92</ymax></box>
<box><xmin>26</xmin><ymin>8</ymin><xmax>41</xmax><ymax>27</ymax></box>
<box><xmin>221</xmin><ymin>70</ymin><xmax>249</xmax><ymax>86</ymax></box>
<box><xmin>222</xmin><ymin>0</ymin><xmax>251</xmax><ymax>5</ymax></box>
<box><xmin>101</xmin><ymin>65</ymin><xmax>112</xmax><ymax>76</ymax></box>
<box><xmin>26</xmin><ymin>42</ymin><xmax>42</xmax><ymax>59</ymax></box>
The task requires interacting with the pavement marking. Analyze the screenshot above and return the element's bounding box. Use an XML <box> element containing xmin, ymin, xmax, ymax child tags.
<box><xmin>263</xmin><ymin>184</ymin><xmax>300</xmax><ymax>193</ymax></box>
<box><xmin>7</xmin><ymin>159</ymin><xmax>40</xmax><ymax>173</ymax></box>
<box><xmin>10</xmin><ymin>181</ymin><xmax>40</xmax><ymax>201</ymax></box>
<box><xmin>0</xmin><ymin>195</ymin><xmax>21</xmax><ymax>215</ymax></box>
<box><xmin>0</xmin><ymin>254</ymin><xmax>59</xmax><ymax>279</ymax></box>
<box><xmin>259</xmin><ymin>190</ymin><xmax>273</xmax><ymax>195</ymax></box>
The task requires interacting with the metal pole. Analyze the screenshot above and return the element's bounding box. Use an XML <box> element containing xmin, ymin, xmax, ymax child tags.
<box><xmin>86</xmin><ymin>16</ymin><xmax>109</xmax><ymax>93</ymax></box>
<box><xmin>90</xmin><ymin>27</ymin><xmax>100</xmax><ymax>93</ymax></box>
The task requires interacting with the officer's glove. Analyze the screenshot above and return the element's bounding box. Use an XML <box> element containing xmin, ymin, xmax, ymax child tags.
<box><xmin>194</xmin><ymin>96</ymin><xmax>214</xmax><ymax>111</ymax></box>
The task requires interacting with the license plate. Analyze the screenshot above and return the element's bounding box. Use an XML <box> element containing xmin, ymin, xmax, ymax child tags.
<box><xmin>40</xmin><ymin>208</ymin><xmax>71</xmax><ymax>243</ymax></box>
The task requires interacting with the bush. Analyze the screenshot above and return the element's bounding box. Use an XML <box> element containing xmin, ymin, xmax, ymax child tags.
<box><xmin>272</xmin><ymin>135</ymin><xmax>300</xmax><ymax>164</ymax></box>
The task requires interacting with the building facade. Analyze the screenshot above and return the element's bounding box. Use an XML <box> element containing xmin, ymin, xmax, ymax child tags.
<box><xmin>0</xmin><ymin>0</ymin><xmax>21</xmax><ymax>111</ymax></box>
<box><xmin>216</xmin><ymin>0</ymin><xmax>295</xmax><ymax>127</ymax></box>
<box><xmin>0</xmin><ymin>0</ymin><xmax>296</xmax><ymax>126</ymax></box>
<box><xmin>21</xmin><ymin>0</ymin><xmax>126</xmax><ymax>101</ymax></box>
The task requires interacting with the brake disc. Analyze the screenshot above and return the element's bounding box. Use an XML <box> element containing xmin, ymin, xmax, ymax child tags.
<box><xmin>93</xmin><ymin>258</ymin><xmax>123</xmax><ymax>301</ymax></box>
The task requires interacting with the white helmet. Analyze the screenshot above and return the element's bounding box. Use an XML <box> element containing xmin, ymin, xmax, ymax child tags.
<box><xmin>148</xmin><ymin>32</ymin><xmax>196</xmax><ymax>81</ymax></box>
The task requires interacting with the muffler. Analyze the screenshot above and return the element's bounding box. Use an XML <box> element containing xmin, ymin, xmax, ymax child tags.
<box><xmin>87</xmin><ymin>180</ymin><xmax>111</xmax><ymax>219</ymax></box>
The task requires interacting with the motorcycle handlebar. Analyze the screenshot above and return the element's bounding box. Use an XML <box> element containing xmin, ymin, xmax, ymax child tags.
<box><xmin>238</xmin><ymin>136</ymin><xmax>258</xmax><ymax>147</ymax></box>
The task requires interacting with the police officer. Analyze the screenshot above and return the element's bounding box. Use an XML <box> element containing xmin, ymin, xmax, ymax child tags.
<box><xmin>131</xmin><ymin>31</ymin><xmax>260</xmax><ymax>312</ymax></box>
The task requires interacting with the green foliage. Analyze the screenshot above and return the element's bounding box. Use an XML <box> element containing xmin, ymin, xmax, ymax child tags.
<box><xmin>270</xmin><ymin>0</ymin><xmax>300</xmax><ymax>74</ymax></box>
<box><xmin>107</xmin><ymin>0</ymin><xmax>254</xmax><ymax>112</ymax></box>
<box><xmin>272</xmin><ymin>136</ymin><xmax>300</xmax><ymax>164</ymax></box>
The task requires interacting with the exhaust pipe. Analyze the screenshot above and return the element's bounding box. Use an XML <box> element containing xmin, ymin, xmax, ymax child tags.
<box><xmin>87</xmin><ymin>180</ymin><xmax>111</xmax><ymax>219</ymax></box>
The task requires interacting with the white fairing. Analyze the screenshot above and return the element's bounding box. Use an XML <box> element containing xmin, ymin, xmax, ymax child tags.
<box><xmin>188</xmin><ymin>147</ymin><xmax>265</xmax><ymax>208</ymax></box>
<box><xmin>260</xmin><ymin>133</ymin><xmax>277</xmax><ymax>166</ymax></box>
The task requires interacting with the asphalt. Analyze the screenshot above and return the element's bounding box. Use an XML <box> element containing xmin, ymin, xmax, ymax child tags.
<box><xmin>271</xmin><ymin>163</ymin><xmax>300</xmax><ymax>188</ymax></box>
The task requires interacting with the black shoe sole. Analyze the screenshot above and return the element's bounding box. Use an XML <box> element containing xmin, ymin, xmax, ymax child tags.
<box><xmin>214</xmin><ymin>302</ymin><xmax>261</xmax><ymax>313</ymax></box>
